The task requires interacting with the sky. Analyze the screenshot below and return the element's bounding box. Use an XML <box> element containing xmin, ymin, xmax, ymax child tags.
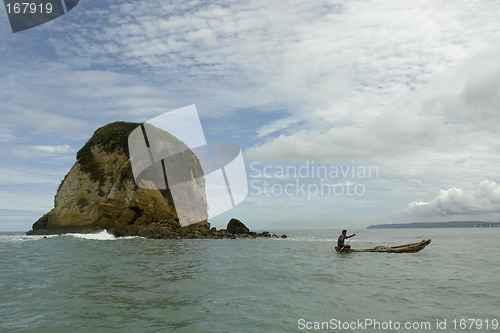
<box><xmin>1</xmin><ymin>0</ymin><xmax>500</xmax><ymax>231</ymax></box>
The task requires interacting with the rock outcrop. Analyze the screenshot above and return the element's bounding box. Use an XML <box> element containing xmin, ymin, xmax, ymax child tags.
<box><xmin>27</xmin><ymin>121</ymin><xmax>286</xmax><ymax>239</ymax></box>
<box><xmin>227</xmin><ymin>218</ymin><xmax>250</xmax><ymax>234</ymax></box>
<box><xmin>28</xmin><ymin>121</ymin><xmax>192</xmax><ymax>236</ymax></box>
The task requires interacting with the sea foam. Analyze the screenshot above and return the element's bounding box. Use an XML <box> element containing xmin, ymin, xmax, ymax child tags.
<box><xmin>0</xmin><ymin>234</ymin><xmax>57</xmax><ymax>242</ymax></box>
<box><xmin>65</xmin><ymin>230</ymin><xmax>138</xmax><ymax>241</ymax></box>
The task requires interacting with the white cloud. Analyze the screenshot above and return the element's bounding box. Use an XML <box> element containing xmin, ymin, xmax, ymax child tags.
<box><xmin>45</xmin><ymin>0</ymin><xmax>500</xmax><ymax>122</ymax></box>
<box><xmin>3</xmin><ymin>0</ymin><xmax>500</xmax><ymax>143</ymax></box>
<box><xmin>0</xmin><ymin>128</ymin><xmax>15</xmax><ymax>142</ymax></box>
<box><xmin>422</xmin><ymin>67</ymin><xmax>500</xmax><ymax>131</ymax></box>
<box><xmin>0</xmin><ymin>143</ymin><xmax>75</xmax><ymax>160</ymax></box>
<box><xmin>246</xmin><ymin>113</ymin><xmax>443</xmax><ymax>163</ymax></box>
<box><xmin>31</xmin><ymin>144</ymin><xmax>73</xmax><ymax>154</ymax></box>
<box><xmin>405</xmin><ymin>180</ymin><xmax>500</xmax><ymax>216</ymax></box>
<box><xmin>0</xmin><ymin>166</ymin><xmax>68</xmax><ymax>185</ymax></box>
<box><xmin>246</xmin><ymin>41</ymin><xmax>500</xmax><ymax>185</ymax></box>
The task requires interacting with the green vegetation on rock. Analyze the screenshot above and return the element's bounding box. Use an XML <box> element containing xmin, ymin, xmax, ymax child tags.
<box><xmin>76</xmin><ymin>121</ymin><xmax>139</xmax><ymax>184</ymax></box>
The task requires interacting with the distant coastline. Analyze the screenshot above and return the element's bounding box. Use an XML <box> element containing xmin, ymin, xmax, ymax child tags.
<box><xmin>367</xmin><ymin>221</ymin><xmax>500</xmax><ymax>229</ymax></box>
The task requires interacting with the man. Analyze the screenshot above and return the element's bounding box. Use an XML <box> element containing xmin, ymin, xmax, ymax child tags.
<box><xmin>337</xmin><ymin>230</ymin><xmax>356</xmax><ymax>249</ymax></box>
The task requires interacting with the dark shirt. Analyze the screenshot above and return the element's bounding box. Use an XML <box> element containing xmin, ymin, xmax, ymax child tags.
<box><xmin>338</xmin><ymin>234</ymin><xmax>346</xmax><ymax>248</ymax></box>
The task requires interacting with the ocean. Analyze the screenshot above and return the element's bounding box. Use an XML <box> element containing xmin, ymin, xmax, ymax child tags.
<box><xmin>0</xmin><ymin>228</ymin><xmax>499</xmax><ymax>332</ymax></box>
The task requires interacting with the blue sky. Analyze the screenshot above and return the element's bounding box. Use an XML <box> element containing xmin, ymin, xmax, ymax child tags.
<box><xmin>2</xmin><ymin>0</ymin><xmax>500</xmax><ymax>231</ymax></box>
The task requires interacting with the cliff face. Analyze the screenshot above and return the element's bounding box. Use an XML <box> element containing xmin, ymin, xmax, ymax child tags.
<box><xmin>29</xmin><ymin>121</ymin><xmax>208</xmax><ymax>236</ymax></box>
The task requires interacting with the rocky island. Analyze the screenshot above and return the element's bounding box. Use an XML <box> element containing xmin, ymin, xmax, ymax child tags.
<box><xmin>27</xmin><ymin>121</ymin><xmax>286</xmax><ymax>239</ymax></box>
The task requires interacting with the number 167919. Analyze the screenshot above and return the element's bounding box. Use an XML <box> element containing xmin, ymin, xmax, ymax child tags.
<box><xmin>6</xmin><ymin>2</ymin><xmax>53</xmax><ymax>14</ymax></box>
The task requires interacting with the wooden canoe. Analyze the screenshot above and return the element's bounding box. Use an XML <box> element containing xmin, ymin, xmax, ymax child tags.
<box><xmin>335</xmin><ymin>239</ymin><xmax>431</xmax><ymax>253</ymax></box>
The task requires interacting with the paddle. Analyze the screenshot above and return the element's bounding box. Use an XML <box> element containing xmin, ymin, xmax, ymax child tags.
<box><xmin>338</xmin><ymin>232</ymin><xmax>357</xmax><ymax>253</ymax></box>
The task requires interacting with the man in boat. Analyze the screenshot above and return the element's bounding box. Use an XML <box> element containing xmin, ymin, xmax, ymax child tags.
<box><xmin>337</xmin><ymin>230</ymin><xmax>356</xmax><ymax>249</ymax></box>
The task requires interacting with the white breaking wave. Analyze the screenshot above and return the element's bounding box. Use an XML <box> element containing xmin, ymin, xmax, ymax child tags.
<box><xmin>64</xmin><ymin>230</ymin><xmax>139</xmax><ymax>241</ymax></box>
<box><xmin>0</xmin><ymin>234</ymin><xmax>58</xmax><ymax>242</ymax></box>
<box><xmin>0</xmin><ymin>230</ymin><xmax>141</xmax><ymax>242</ymax></box>
<box><xmin>65</xmin><ymin>230</ymin><xmax>117</xmax><ymax>240</ymax></box>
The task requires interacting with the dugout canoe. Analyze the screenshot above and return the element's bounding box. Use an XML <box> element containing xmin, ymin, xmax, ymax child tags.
<box><xmin>335</xmin><ymin>239</ymin><xmax>431</xmax><ymax>253</ymax></box>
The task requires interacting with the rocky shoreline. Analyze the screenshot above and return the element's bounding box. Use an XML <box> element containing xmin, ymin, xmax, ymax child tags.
<box><xmin>27</xmin><ymin>218</ymin><xmax>287</xmax><ymax>240</ymax></box>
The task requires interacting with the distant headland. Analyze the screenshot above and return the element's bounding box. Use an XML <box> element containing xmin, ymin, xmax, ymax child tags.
<box><xmin>367</xmin><ymin>221</ymin><xmax>500</xmax><ymax>229</ymax></box>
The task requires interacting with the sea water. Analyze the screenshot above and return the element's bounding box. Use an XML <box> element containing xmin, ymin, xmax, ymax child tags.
<box><xmin>0</xmin><ymin>228</ymin><xmax>499</xmax><ymax>332</ymax></box>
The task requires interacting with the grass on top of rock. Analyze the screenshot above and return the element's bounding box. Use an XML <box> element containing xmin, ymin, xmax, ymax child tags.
<box><xmin>76</xmin><ymin>122</ymin><xmax>140</xmax><ymax>184</ymax></box>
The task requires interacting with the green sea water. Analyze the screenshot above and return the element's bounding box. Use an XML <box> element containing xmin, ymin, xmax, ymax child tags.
<box><xmin>1</xmin><ymin>228</ymin><xmax>499</xmax><ymax>332</ymax></box>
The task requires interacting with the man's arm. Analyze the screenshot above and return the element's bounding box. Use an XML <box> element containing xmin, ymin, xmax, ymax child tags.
<box><xmin>347</xmin><ymin>233</ymin><xmax>356</xmax><ymax>238</ymax></box>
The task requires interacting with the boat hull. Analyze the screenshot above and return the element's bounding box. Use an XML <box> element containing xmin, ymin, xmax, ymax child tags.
<box><xmin>335</xmin><ymin>239</ymin><xmax>431</xmax><ymax>253</ymax></box>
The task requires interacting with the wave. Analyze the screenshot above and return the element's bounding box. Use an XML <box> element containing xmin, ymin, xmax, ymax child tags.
<box><xmin>0</xmin><ymin>230</ymin><xmax>141</xmax><ymax>242</ymax></box>
<box><xmin>63</xmin><ymin>230</ymin><xmax>139</xmax><ymax>241</ymax></box>
<box><xmin>0</xmin><ymin>234</ymin><xmax>58</xmax><ymax>243</ymax></box>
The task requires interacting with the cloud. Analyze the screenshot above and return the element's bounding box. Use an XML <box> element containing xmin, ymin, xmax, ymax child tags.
<box><xmin>405</xmin><ymin>180</ymin><xmax>500</xmax><ymax>216</ymax></box>
<box><xmin>4</xmin><ymin>0</ymin><xmax>500</xmax><ymax>144</ymax></box>
<box><xmin>31</xmin><ymin>144</ymin><xmax>73</xmax><ymax>154</ymax></box>
<box><xmin>43</xmin><ymin>0</ymin><xmax>500</xmax><ymax>123</ymax></box>
<box><xmin>0</xmin><ymin>67</ymin><xmax>171</xmax><ymax>134</ymax></box>
<box><xmin>0</xmin><ymin>128</ymin><xmax>15</xmax><ymax>142</ymax></box>
<box><xmin>423</xmin><ymin>67</ymin><xmax>500</xmax><ymax>131</ymax></box>
<box><xmin>246</xmin><ymin>42</ymin><xmax>500</xmax><ymax>167</ymax></box>
<box><xmin>0</xmin><ymin>166</ymin><xmax>69</xmax><ymax>185</ymax></box>
<box><xmin>246</xmin><ymin>109</ymin><xmax>446</xmax><ymax>163</ymax></box>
